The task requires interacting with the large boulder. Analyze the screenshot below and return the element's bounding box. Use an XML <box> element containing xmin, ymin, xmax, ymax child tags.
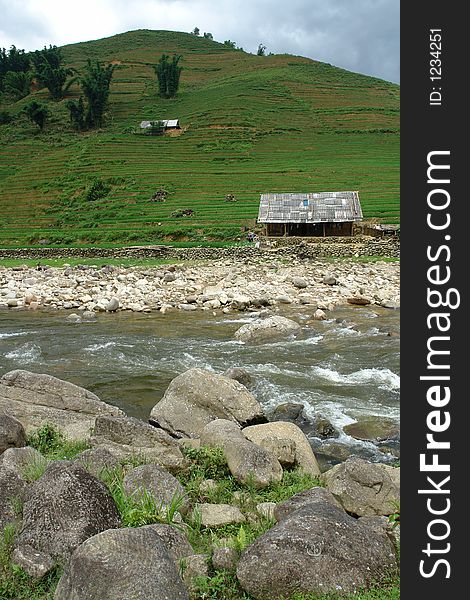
<box><xmin>201</xmin><ymin>420</ymin><xmax>283</xmax><ymax>489</ymax></box>
<box><xmin>234</xmin><ymin>316</ymin><xmax>301</xmax><ymax>344</ymax></box>
<box><xmin>54</xmin><ymin>527</ymin><xmax>189</xmax><ymax>600</ymax></box>
<box><xmin>149</xmin><ymin>368</ymin><xmax>265</xmax><ymax>439</ymax></box>
<box><xmin>223</xmin><ymin>367</ymin><xmax>252</xmax><ymax>388</ymax></box>
<box><xmin>90</xmin><ymin>415</ymin><xmax>186</xmax><ymax>471</ymax></box>
<box><xmin>0</xmin><ymin>370</ymin><xmax>123</xmax><ymax>440</ymax></box>
<box><xmin>243</xmin><ymin>422</ymin><xmax>321</xmax><ymax>477</ymax></box>
<box><xmin>73</xmin><ymin>447</ymin><xmax>120</xmax><ymax>478</ymax></box>
<box><xmin>0</xmin><ymin>413</ymin><xmax>27</xmax><ymax>454</ymax></box>
<box><xmin>16</xmin><ymin>461</ymin><xmax>121</xmax><ymax>565</ymax></box>
<box><xmin>236</xmin><ymin>500</ymin><xmax>397</xmax><ymax>599</ymax></box>
<box><xmin>322</xmin><ymin>456</ymin><xmax>400</xmax><ymax>516</ymax></box>
<box><xmin>144</xmin><ymin>524</ymin><xmax>193</xmax><ymax>564</ymax></box>
<box><xmin>123</xmin><ymin>464</ymin><xmax>189</xmax><ymax>514</ymax></box>
<box><xmin>274</xmin><ymin>487</ymin><xmax>342</xmax><ymax>522</ymax></box>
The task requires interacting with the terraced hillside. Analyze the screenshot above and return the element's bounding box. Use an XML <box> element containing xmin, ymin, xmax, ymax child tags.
<box><xmin>0</xmin><ymin>30</ymin><xmax>399</xmax><ymax>247</ymax></box>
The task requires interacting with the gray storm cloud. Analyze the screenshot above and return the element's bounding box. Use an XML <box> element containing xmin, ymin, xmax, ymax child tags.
<box><xmin>0</xmin><ymin>0</ymin><xmax>399</xmax><ymax>82</ymax></box>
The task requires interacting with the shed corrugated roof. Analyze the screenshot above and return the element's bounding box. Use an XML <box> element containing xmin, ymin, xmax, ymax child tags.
<box><xmin>258</xmin><ymin>191</ymin><xmax>362</xmax><ymax>223</ymax></box>
<box><xmin>140</xmin><ymin>119</ymin><xmax>180</xmax><ymax>129</ymax></box>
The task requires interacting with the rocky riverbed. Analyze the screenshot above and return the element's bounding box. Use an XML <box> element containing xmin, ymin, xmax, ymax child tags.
<box><xmin>0</xmin><ymin>257</ymin><xmax>400</xmax><ymax>313</ymax></box>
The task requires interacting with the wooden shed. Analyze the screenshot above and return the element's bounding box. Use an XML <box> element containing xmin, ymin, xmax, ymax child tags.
<box><xmin>258</xmin><ymin>191</ymin><xmax>362</xmax><ymax>237</ymax></box>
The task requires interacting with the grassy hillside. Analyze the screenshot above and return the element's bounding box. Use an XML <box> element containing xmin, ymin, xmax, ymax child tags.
<box><xmin>0</xmin><ymin>30</ymin><xmax>399</xmax><ymax>247</ymax></box>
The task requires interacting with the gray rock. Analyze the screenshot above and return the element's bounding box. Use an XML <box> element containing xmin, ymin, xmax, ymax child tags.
<box><xmin>91</xmin><ymin>415</ymin><xmax>186</xmax><ymax>471</ymax></box>
<box><xmin>256</xmin><ymin>502</ymin><xmax>276</xmax><ymax>520</ymax></box>
<box><xmin>16</xmin><ymin>461</ymin><xmax>121</xmax><ymax>563</ymax></box>
<box><xmin>11</xmin><ymin>545</ymin><xmax>55</xmax><ymax>579</ymax></box>
<box><xmin>144</xmin><ymin>523</ymin><xmax>193</xmax><ymax>563</ymax></box>
<box><xmin>223</xmin><ymin>367</ymin><xmax>252</xmax><ymax>388</ymax></box>
<box><xmin>343</xmin><ymin>417</ymin><xmax>399</xmax><ymax>443</ymax></box>
<box><xmin>199</xmin><ymin>478</ymin><xmax>218</xmax><ymax>495</ymax></box>
<box><xmin>123</xmin><ymin>464</ymin><xmax>189</xmax><ymax>514</ymax></box>
<box><xmin>347</xmin><ymin>296</ymin><xmax>371</xmax><ymax>306</ymax></box>
<box><xmin>234</xmin><ymin>316</ymin><xmax>301</xmax><ymax>344</ymax></box>
<box><xmin>179</xmin><ymin>303</ymin><xmax>197</xmax><ymax>311</ymax></box>
<box><xmin>231</xmin><ymin>295</ymin><xmax>252</xmax><ymax>310</ymax></box>
<box><xmin>150</xmin><ymin>368</ymin><xmax>265</xmax><ymax>439</ymax></box>
<box><xmin>322</xmin><ymin>275</ymin><xmax>337</xmax><ymax>285</ymax></box>
<box><xmin>270</xmin><ymin>402</ymin><xmax>304</xmax><ymax>422</ymax></box>
<box><xmin>163</xmin><ymin>273</ymin><xmax>177</xmax><ymax>282</ymax></box>
<box><xmin>274</xmin><ymin>487</ymin><xmax>342</xmax><ymax>522</ymax></box>
<box><xmin>73</xmin><ymin>447</ymin><xmax>120</xmax><ymax>478</ymax></box>
<box><xmin>381</xmin><ymin>300</ymin><xmax>400</xmax><ymax>309</ymax></box>
<box><xmin>358</xmin><ymin>515</ymin><xmax>390</xmax><ymax>536</ymax></box>
<box><xmin>275</xmin><ymin>295</ymin><xmax>292</xmax><ymax>304</ymax></box>
<box><xmin>243</xmin><ymin>422</ymin><xmax>321</xmax><ymax>477</ymax></box>
<box><xmin>54</xmin><ymin>527</ymin><xmax>189</xmax><ymax>600</ymax></box>
<box><xmin>201</xmin><ymin>420</ymin><xmax>283</xmax><ymax>489</ymax></box>
<box><xmin>106</xmin><ymin>297</ymin><xmax>120</xmax><ymax>311</ymax></box>
<box><xmin>254</xmin><ymin>435</ymin><xmax>296</xmax><ymax>467</ymax></box>
<box><xmin>212</xmin><ymin>546</ymin><xmax>238</xmax><ymax>571</ymax></box>
<box><xmin>0</xmin><ymin>467</ymin><xmax>26</xmax><ymax>528</ymax></box>
<box><xmin>181</xmin><ymin>554</ymin><xmax>209</xmax><ymax>592</ymax></box>
<box><xmin>198</xmin><ymin>503</ymin><xmax>246</xmax><ymax>527</ymax></box>
<box><xmin>0</xmin><ymin>413</ymin><xmax>27</xmax><ymax>454</ymax></box>
<box><xmin>322</xmin><ymin>457</ymin><xmax>400</xmax><ymax>516</ymax></box>
<box><xmin>311</xmin><ymin>414</ymin><xmax>339</xmax><ymax>439</ymax></box>
<box><xmin>65</xmin><ymin>313</ymin><xmax>81</xmax><ymax>323</ymax></box>
<box><xmin>236</xmin><ymin>500</ymin><xmax>397</xmax><ymax>598</ymax></box>
<box><xmin>82</xmin><ymin>310</ymin><xmax>97</xmax><ymax>320</ymax></box>
<box><xmin>292</xmin><ymin>277</ymin><xmax>308</xmax><ymax>289</ymax></box>
<box><xmin>0</xmin><ymin>370</ymin><xmax>123</xmax><ymax>440</ymax></box>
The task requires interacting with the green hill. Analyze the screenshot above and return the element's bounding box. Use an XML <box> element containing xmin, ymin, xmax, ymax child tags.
<box><xmin>0</xmin><ymin>29</ymin><xmax>399</xmax><ymax>247</ymax></box>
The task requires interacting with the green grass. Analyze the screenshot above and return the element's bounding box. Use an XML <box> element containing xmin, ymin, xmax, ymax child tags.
<box><xmin>26</xmin><ymin>423</ymin><xmax>90</xmax><ymax>460</ymax></box>
<box><xmin>0</xmin><ymin>257</ymin><xmax>187</xmax><ymax>268</ymax></box>
<box><xmin>0</xmin><ymin>29</ymin><xmax>399</xmax><ymax>248</ymax></box>
<box><xmin>0</xmin><ymin>524</ymin><xmax>61</xmax><ymax>600</ymax></box>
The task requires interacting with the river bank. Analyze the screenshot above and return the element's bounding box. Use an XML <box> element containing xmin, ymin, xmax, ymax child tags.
<box><xmin>0</xmin><ymin>256</ymin><xmax>399</xmax><ymax>313</ymax></box>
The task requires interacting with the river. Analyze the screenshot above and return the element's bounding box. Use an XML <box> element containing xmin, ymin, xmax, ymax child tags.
<box><xmin>0</xmin><ymin>305</ymin><xmax>399</xmax><ymax>464</ymax></box>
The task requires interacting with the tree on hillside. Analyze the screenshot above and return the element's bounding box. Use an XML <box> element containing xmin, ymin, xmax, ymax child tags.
<box><xmin>80</xmin><ymin>60</ymin><xmax>116</xmax><ymax>128</ymax></box>
<box><xmin>0</xmin><ymin>45</ymin><xmax>30</xmax><ymax>92</ymax></box>
<box><xmin>257</xmin><ymin>44</ymin><xmax>267</xmax><ymax>56</ymax></box>
<box><xmin>191</xmin><ymin>27</ymin><xmax>200</xmax><ymax>36</ymax></box>
<box><xmin>223</xmin><ymin>40</ymin><xmax>236</xmax><ymax>49</ymax></box>
<box><xmin>66</xmin><ymin>96</ymin><xmax>86</xmax><ymax>131</ymax></box>
<box><xmin>30</xmin><ymin>45</ymin><xmax>76</xmax><ymax>100</ymax></box>
<box><xmin>23</xmin><ymin>100</ymin><xmax>49</xmax><ymax>130</ymax></box>
<box><xmin>203</xmin><ymin>32</ymin><xmax>213</xmax><ymax>40</ymax></box>
<box><xmin>155</xmin><ymin>54</ymin><xmax>182</xmax><ymax>99</ymax></box>
<box><xmin>3</xmin><ymin>70</ymin><xmax>32</xmax><ymax>100</ymax></box>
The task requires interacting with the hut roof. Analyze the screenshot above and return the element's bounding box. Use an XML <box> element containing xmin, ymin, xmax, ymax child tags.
<box><xmin>258</xmin><ymin>191</ymin><xmax>362</xmax><ymax>223</ymax></box>
<box><xmin>140</xmin><ymin>119</ymin><xmax>180</xmax><ymax>129</ymax></box>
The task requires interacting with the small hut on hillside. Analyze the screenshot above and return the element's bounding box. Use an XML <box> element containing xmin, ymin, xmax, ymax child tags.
<box><xmin>258</xmin><ymin>191</ymin><xmax>362</xmax><ymax>237</ymax></box>
<box><xmin>140</xmin><ymin>119</ymin><xmax>181</xmax><ymax>134</ymax></box>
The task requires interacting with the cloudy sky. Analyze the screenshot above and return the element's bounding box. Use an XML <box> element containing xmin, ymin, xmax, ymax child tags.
<box><xmin>0</xmin><ymin>0</ymin><xmax>399</xmax><ymax>83</ymax></box>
